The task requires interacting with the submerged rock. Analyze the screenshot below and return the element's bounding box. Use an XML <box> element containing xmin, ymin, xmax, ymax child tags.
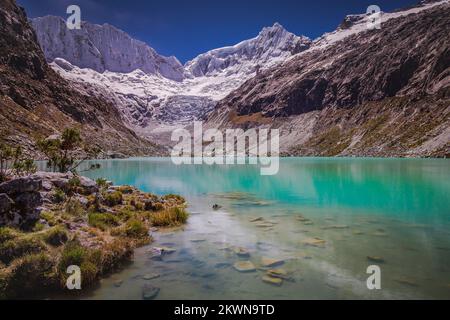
<box><xmin>302</xmin><ymin>237</ymin><xmax>326</xmax><ymax>247</ymax></box>
<box><xmin>233</xmin><ymin>261</ymin><xmax>256</xmax><ymax>272</ymax></box>
<box><xmin>267</xmin><ymin>269</ymin><xmax>289</xmax><ymax>279</ymax></box>
<box><xmin>142</xmin><ymin>284</ymin><xmax>160</xmax><ymax>300</ymax></box>
<box><xmin>394</xmin><ymin>278</ymin><xmax>419</xmax><ymax>287</ymax></box>
<box><xmin>143</xmin><ymin>273</ymin><xmax>160</xmax><ymax>280</ymax></box>
<box><xmin>113</xmin><ymin>280</ymin><xmax>123</xmax><ymax>288</ymax></box>
<box><xmin>322</xmin><ymin>225</ymin><xmax>349</xmax><ymax>230</ymax></box>
<box><xmin>261</xmin><ymin>257</ymin><xmax>284</xmax><ymax>268</ymax></box>
<box><xmin>214</xmin><ymin>262</ymin><xmax>232</xmax><ymax>269</ymax></box>
<box><xmin>367</xmin><ymin>256</ymin><xmax>385</xmax><ymax>263</ymax></box>
<box><xmin>233</xmin><ymin>247</ymin><xmax>251</xmax><ymax>258</ymax></box>
<box><xmin>151</xmin><ymin>247</ymin><xmax>176</xmax><ymax>255</ymax></box>
<box><xmin>262</xmin><ymin>275</ymin><xmax>283</xmax><ymax>286</ymax></box>
<box><xmin>212</xmin><ymin>204</ymin><xmax>222</xmax><ymax>210</ymax></box>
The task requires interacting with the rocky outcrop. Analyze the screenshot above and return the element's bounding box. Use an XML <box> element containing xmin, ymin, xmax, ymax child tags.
<box><xmin>0</xmin><ymin>172</ymin><xmax>100</xmax><ymax>228</ymax></box>
<box><xmin>0</xmin><ymin>176</ymin><xmax>43</xmax><ymax>227</ymax></box>
<box><xmin>0</xmin><ymin>0</ymin><xmax>164</xmax><ymax>157</ymax></box>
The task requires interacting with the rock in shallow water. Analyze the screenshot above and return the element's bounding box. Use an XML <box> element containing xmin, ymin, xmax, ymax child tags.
<box><xmin>142</xmin><ymin>284</ymin><xmax>160</xmax><ymax>300</ymax></box>
<box><xmin>143</xmin><ymin>273</ymin><xmax>160</xmax><ymax>280</ymax></box>
<box><xmin>261</xmin><ymin>257</ymin><xmax>284</xmax><ymax>268</ymax></box>
<box><xmin>367</xmin><ymin>256</ymin><xmax>385</xmax><ymax>263</ymax></box>
<box><xmin>302</xmin><ymin>237</ymin><xmax>326</xmax><ymax>247</ymax></box>
<box><xmin>233</xmin><ymin>261</ymin><xmax>256</xmax><ymax>272</ymax></box>
<box><xmin>262</xmin><ymin>275</ymin><xmax>283</xmax><ymax>286</ymax></box>
<box><xmin>233</xmin><ymin>247</ymin><xmax>251</xmax><ymax>258</ymax></box>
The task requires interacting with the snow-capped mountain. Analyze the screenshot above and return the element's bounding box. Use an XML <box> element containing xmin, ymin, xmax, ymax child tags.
<box><xmin>32</xmin><ymin>16</ymin><xmax>185</xmax><ymax>81</ymax></box>
<box><xmin>184</xmin><ymin>23</ymin><xmax>311</xmax><ymax>77</ymax></box>
<box><xmin>32</xmin><ymin>19</ymin><xmax>311</xmax><ymax>130</ymax></box>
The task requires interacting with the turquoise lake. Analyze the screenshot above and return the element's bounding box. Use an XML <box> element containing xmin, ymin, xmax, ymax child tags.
<box><xmin>78</xmin><ymin>157</ymin><xmax>450</xmax><ymax>299</ymax></box>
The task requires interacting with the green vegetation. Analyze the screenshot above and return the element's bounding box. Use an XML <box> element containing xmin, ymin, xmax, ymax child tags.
<box><xmin>65</xmin><ymin>198</ymin><xmax>84</xmax><ymax>216</ymax></box>
<box><xmin>104</xmin><ymin>191</ymin><xmax>123</xmax><ymax>207</ymax></box>
<box><xmin>52</xmin><ymin>188</ymin><xmax>66</xmax><ymax>203</ymax></box>
<box><xmin>37</xmin><ymin>127</ymin><xmax>100</xmax><ymax>173</ymax></box>
<box><xmin>0</xmin><ymin>227</ymin><xmax>19</xmax><ymax>242</ymax></box>
<box><xmin>0</xmin><ymin>144</ymin><xmax>36</xmax><ymax>182</ymax></box>
<box><xmin>58</xmin><ymin>241</ymin><xmax>100</xmax><ymax>288</ymax></box>
<box><xmin>7</xmin><ymin>253</ymin><xmax>57</xmax><ymax>296</ymax></box>
<box><xmin>88</xmin><ymin>212</ymin><xmax>120</xmax><ymax>230</ymax></box>
<box><xmin>162</xmin><ymin>194</ymin><xmax>186</xmax><ymax>203</ymax></box>
<box><xmin>40</xmin><ymin>211</ymin><xmax>58</xmax><ymax>226</ymax></box>
<box><xmin>95</xmin><ymin>178</ymin><xmax>108</xmax><ymax>189</ymax></box>
<box><xmin>0</xmin><ymin>235</ymin><xmax>46</xmax><ymax>264</ymax></box>
<box><xmin>151</xmin><ymin>207</ymin><xmax>189</xmax><ymax>227</ymax></box>
<box><xmin>42</xmin><ymin>226</ymin><xmax>69</xmax><ymax>246</ymax></box>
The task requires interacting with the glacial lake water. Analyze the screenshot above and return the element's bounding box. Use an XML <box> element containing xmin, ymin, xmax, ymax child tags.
<box><xmin>78</xmin><ymin>157</ymin><xmax>450</xmax><ymax>299</ymax></box>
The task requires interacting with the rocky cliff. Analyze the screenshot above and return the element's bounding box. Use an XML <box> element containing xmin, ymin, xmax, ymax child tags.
<box><xmin>207</xmin><ymin>1</ymin><xmax>450</xmax><ymax>158</ymax></box>
<box><xmin>0</xmin><ymin>0</ymin><xmax>163</xmax><ymax>157</ymax></box>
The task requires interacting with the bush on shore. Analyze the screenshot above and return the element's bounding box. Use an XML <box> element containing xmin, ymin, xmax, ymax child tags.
<box><xmin>151</xmin><ymin>207</ymin><xmax>189</xmax><ymax>227</ymax></box>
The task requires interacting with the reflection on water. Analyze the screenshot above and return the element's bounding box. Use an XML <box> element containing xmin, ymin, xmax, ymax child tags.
<box><xmin>73</xmin><ymin>158</ymin><xmax>450</xmax><ymax>299</ymax></box>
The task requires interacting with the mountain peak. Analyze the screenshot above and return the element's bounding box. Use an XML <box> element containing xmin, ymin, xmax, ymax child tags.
<box><xmin>31</xmin><ymin>16</ymin><xmax>185</xmax><ymax>81</ymax></box>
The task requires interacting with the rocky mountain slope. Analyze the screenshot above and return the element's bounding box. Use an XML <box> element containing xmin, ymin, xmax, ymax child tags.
<box><xmin>207</xmin><ymin>0</ymin><xmax>450</xmax><ymax>158</ymax></box>
<box><xmin>31</xmin><ymin>20</ymin><xmax>311</xmax><ymax>132</ymax></box>
<box><xmin>0</xmin><ymin>0</ymin><xmax>163</xmax><ymax>157</ymax></box>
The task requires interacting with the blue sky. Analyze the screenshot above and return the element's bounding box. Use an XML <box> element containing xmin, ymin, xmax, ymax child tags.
<box><xmin>18</xmin><ymin>0</ymin><xmax>419</xmax><ymax>63</ymax></box>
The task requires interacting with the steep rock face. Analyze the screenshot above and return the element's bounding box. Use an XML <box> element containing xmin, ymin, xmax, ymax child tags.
<box><xmin>207</xmin><ymin>1</ymin><xmax>449</xmax><ymax>157</ymax></box>
<box><xmin>216</xmin><ymin>3</ymin><xmax>449</xmax><ymax>118</ymax></box>
<box><xmin>32</xmin><ymin>16</ymin><xmax>185</xmax><ymax>81</ymax></box>
<box><xmin>184</xmin><ymin>23</ymin><xmax>311</xmax><ymax>77</ymax></box>
<box><xmin>0</xmin><ymin>0</ymin><xmax>163</xmax><ymax>157</ymax></box>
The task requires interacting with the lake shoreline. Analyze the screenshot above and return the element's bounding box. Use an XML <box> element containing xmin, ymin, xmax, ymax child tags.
<box><xmin>0</xmin><ymin>171</ymin><xmax>189</xmax><ymax>299</ymax></box>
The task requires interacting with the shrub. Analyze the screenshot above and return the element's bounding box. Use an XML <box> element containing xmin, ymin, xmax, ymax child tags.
<box><xmin>58</xmin><ymin>241</ymin><xmax>100</xmax><ymax>288</ymax></box>
<box><xmin>162</xmin><ymin>194</ymin><xmax>185</xmax><ymax>204</ymax></box>
<box><xmin>32</xmin><ymin>222</ymin><xmax>45</xmax><ymax>232</ymax></box>
<box><xmin>40</xmin><ymin>211</ymin><xmax>58</xmax><ymax>226</ymax></box>
<box><xmin>52</xmin><ymin>188</ymin><xmax>66</xmax><ymax>203</ymax></box>
<box><xmin>104</xmin><ymin>191</ymin><xmax>123</xmax><ymax>207</ymax></box>
<box><xmin>144</xmin><ymin>200</ymin><xmax>164</xmax><ymax>212</ymax></box>
<box><xmin>117</xmin><ymin>186</ymin><xmax>134</xmax><ymax>194</ymax></box>
<box><xmin>124</xmin><ymin>219</ymin><xmax>148</xmax><ymax>238</ymax></box>
<box><xmin>96</xmin><ymin>178</ymin><xmax>108</xmax><ymax>189</ymax></box>
<box><xmin>0</xmin><ymin>236</ymin><xmax>47</xmax><ymax>264</ymax></box>
<box><xmin>88</xmin><ymin>212</ymin><xmax>119</xmax><ymax>231</ymax></box>
<box><xmin>7</xmin><ymin>253</ymin><xmax>57</xmax><ymax>298</ymax></box>
<box><xmin>65</xmin><ymin>198</ymin><xmax>84</xmax><ymax>216</ymax></box>
<box><xmin>101</xmin><ymin>239</ymin><xmax>133</xmax><ymax>274</ymax></box>
<box><xmin>116</xmin><ymin>207</ymin><xmax>136</xmax><ymax>221</ymax></box>
<box><xmin>0</xmin><ymin>227</ymin><xmax>19</xmax><ymax>242</ymax></box>
<box><xmin>151</xmin><ymin>207</ymin><xmax>189</xmax><ymax>227</ymax></box>
<box><xmin>43</xmin><ymin>226</ymin><xmax>69</xmax><ymax>246</ymax></box>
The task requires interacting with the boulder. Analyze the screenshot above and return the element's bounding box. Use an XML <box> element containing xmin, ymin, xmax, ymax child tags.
<box><xmin>233</xmin><ymin>261</ymin><xmax>256</xmax><ymax>272</ymax></box>
<box><xmin>0</xmin><ymin>193</ymin><xmax>14</xmax><ymax>214</ymax></box>
<box><xmin>0</xmin><ymin>177</ymin><xmax>42</xmax><ymax>194</ymax></box>
<box><xmin>142</xmin><ymin>284</ymin><xmax>160</xmax><ymax>300</ymax></box>
<box><xmin>261</xmin><ymin>257</ymin><xmax>285</xmax><ymax>268</ymax></box>
<box><xmin>262</xmin><ymin>275</ymin><xmax>283</xmax><ymax>286</ymax></box>
<box><xmin>14</xmin><ymin>192</ymin><xmax>43</xmax><ymax>212</ymax></box>
<box><xmin>78</xmin><ymin>176</ymin><xmax>99</xmax><ymax>194</ymax></box>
